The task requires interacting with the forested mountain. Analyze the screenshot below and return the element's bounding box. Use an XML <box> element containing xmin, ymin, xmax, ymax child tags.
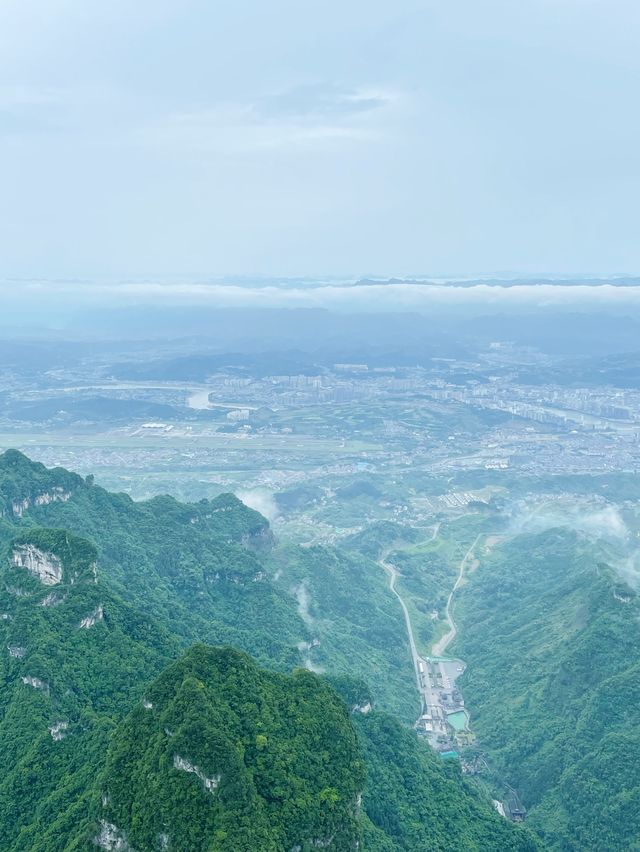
<box><xmin>0</xmin><ymin>449</ymin><xmax>302</xmax><ymax>671</ymax></box>
<box><xmin>0</xmin><ymin>450</ymin><xmax>419</xmax><ymax>720</ymax></box>
<box><xmin>355</xmin><ymin>711</ymin><xmax>539</xmax><ymax>851</ymax></box>
<box><xmin>57</xmin><ymin>645</ymin><xmax>366</xmax><ymax>851</ymax></box>
<box><xmin>0</xmin><ymin>525</ymin><xmax>178</xmax><ymax>850</ymax></box>
<box><xmin>0</xmin><ymin>451</ymin><xmax>538</xmax><ymax>850</ymax></box>
<box><xmin>454</xmin><ymin>528</ymin><xmax>640</xmax><ymax>851</ymax></box>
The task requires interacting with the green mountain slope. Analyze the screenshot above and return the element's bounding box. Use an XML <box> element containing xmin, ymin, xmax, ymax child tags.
<box><xmin>0</xmin><ymin>450</ymin><xmax>419</xmax><ymax>719</ymax></box>
<box><xmin>0</xmin><ymin>451</ymin><xmax>541</xmax><ymax>850</ymax></box>
<box><xmin>0</xmin><ymin>450</ymin><xmax>304</xmax><ymax>671</ymax></box>
<box><xmin>269</xmin><ymin>542</ymin><xmax>418</xmax><ymax>722</ymax></box>
<box><xmin>454</xmin><ymin>528</ymin><xmax>640</xmax><ymax>850</ymax></box>
<box><xmin>0</xmin><ymin>526</ymin><xmax>178</xmax><ymax>850</ymax></box>
<box><xmin>54</xmin><ymin>647</ymin><xmax>538</xmax><ymax>852</ymax></box>
<box><xmin>79</xmin><ymin>645</ymin><xmax>365</xmax><ymax>851</ymax></box>
<box><xmin>356</xmin><ymin>712</ymin><xmax>540</xmax><ymax>852</ymax></box>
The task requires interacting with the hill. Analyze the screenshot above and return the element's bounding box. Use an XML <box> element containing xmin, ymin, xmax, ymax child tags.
<box><xmin>0</xmin><ymin>525</ymin><xmax>178</xmax><ymax>850</ymax></box>
<box><xmin>0</xmin><ymin>450</ymin><xmax>303</xmax><ymax>671</ymax></box>
<box><xmin>454</xmin><ymin>528</ymin><xmax>640</xmax><ymax>850</ymax></box>
<box><xmin>0</xmin><ymin>450</ymin><xmax>419</xmax><ymax>720</ymax></box>
<box><xmin>0</xmin><ymin>451</ymin><xmax>540</xmax><ymax>850</ymax></box>
<box><xmin>52</xmin><ymin>646</ymin><xmax>538</xmax><ymax>852</ymax></box>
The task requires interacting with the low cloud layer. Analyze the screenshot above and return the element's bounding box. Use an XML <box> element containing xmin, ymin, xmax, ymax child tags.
<box><xmin>236</xmin><ymin>488</ymin><xmax>280</xmax><ymax>523</ymax></box>
<box><xmin>2</xmin><ymin>278</ymin><xmax>640</xmax><ymax>325</ymax></box>
<box><xmin>509</xmin><ymin>500</ymin><xmax>640</xmax><ymax>590</ymax></box>
<box><xmin>510</xmin><ymin>502</ymin><xmax>629</xmax><ymax>542</ymax></box>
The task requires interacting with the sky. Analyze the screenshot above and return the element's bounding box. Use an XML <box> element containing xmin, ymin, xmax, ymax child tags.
<box><xmin>1</xmin><ymin>0</ymin><xmax>639</xmax><ymax>279</ymax></box>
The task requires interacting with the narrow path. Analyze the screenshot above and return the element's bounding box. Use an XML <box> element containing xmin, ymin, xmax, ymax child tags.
<box><xmin>431</xmin><ymin>533</ymin><xmax>482</xmax><ymax>658</ymax></box>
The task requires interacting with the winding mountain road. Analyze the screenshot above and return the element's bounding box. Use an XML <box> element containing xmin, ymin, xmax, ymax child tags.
<box><xmin>379</xmin><ymin>555</ymin><xmax>423</xmax><ymax>692</ymax></box>
<box><xmin>378</xmin><ymin>524</ymin><xmax>441</xmax><ymax>693</ymax></box>
<box><xmin>431</xmin><ymin>534</ymin><xmax>482</xmax><ymax>658</ymax></box>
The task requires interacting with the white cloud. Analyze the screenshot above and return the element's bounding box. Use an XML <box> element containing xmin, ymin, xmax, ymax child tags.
<box><xmin>253</xmin><ymin>84</ymin><xmax>392</xmax><ymax>121</ymax></box>
<box><xmin>3</xmin><ymin>278</ymin><xmax>640</xmax><ymax>317</ymax></box>
<box><xmin>511</xmin><ymin>502</ymin><xmax>630</xmax><ymax>543</ymax></box>
<box><xmin>1</xmin><ymin>0</ymin><xmax>639</xmax><ymax>273</ymax></box>
<box><xmin>236</xmin><ymin>489</ymin><xmax>279</xmax><ymax>522</ymax></box>
<box><xmin>135</xmin><ymin>85</ymin><xmax>402</xmax><ymax>152</ymax></box>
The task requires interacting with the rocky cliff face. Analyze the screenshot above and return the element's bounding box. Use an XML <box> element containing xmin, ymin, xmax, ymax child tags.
<box><xmin>94</xmin><ymin>820</ymin><xmax>131</xmax><ymax>851</ymax></box>
<box><xmin>241</xmin><ymin>525</ymin><xmax>275</xmax><ymax>551</ymax></box>
<box><xmin>0</xmin><ymin>449</ymin><xmax>81</xmax><ymax>520</ymax></box>
<box><xmin>173</xmin><ymin>754</ymin><xmax>221</xmax><ymax>793</ymax></box>
<box><xmin>21</xmin><ymin>675</ymin><xmax>48</xmax><ymax>691</ymax></box>
<box><xmin>49</xmin><ymin>720</ymin><xmax>69</xmax><ymax>741</ymax></box>
<box><xmin>9</xmin><ymin>488</ymin><xmax>71</xmax><ymax>518</ymax></box>
<box><xmin>79</xmin><ymin>604</ymin><xmax>104</xmax><ymax>629</ymax></box>
<box><xmin>8</xmin><ymin>528</ymin><xmax>99</xmax><ymax>588</ymax></box>
<box><xmin>11</xmin><ymin>545</ymin><xmax>63</xmax><ymax>585</ymax></box>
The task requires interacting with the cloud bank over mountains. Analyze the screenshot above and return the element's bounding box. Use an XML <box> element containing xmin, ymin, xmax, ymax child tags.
<box><xmin>2</xmin><ymin>277</ymin><xmax>640</xmax><ymax>322</ymax></box>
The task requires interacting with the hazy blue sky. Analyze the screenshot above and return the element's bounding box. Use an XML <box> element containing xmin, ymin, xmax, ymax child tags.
<box><xmin>1</xmin><ymin>0</ymin><xmax>639</xmax><ymax>277</ymax></box>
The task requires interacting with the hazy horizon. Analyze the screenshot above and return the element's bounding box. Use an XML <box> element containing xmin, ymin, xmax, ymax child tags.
<box><xmin>2</xmin><ymin>5</ymin><xmax>640</xmax><ymax>850</ymax></box>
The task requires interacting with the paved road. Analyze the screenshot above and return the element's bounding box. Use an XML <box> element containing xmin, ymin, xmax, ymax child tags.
<box><xmin>186</xmin><ymin>389</ymin><xmax>258</xmax><ymax>411</ymax></box>
<box><xmin>378</xmin><ymin>526</ymin><xmax>484</xmax><ymax>747</ymax></box>
<box><xmin>378</xmin><ymin>524</ymin><xmax>441</xmax><ymax>700</ymax></box>
<box><xmin>382</xmin><ymin>528</ymin><xmax>523</xmax><ymax>812</ymax></box>
<box><xmin>431</xmin><ymin>533</ymin><xmax>482</xmax><ymax>658</ymax></box>
<box><xmin>379</xmin><ymin>555</ymin><xmax>423</xmax><ymax>693</ymax></box>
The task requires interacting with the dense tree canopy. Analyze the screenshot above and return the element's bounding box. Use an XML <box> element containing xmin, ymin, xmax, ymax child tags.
<box><xmin>0</xmin><ymin>451</ymin><xmax>539</xmax><ymax>850</ymax></box>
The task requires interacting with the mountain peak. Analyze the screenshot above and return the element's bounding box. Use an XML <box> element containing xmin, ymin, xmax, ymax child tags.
<box><xmin>0</xmin><ymin>449</ymin><xmax>84</xmax><ymax>518</ymax></box>
<box><xmin>0</xmin><ymin>448</ymin><xmax>41</xmax><ymax>471</ymax></box>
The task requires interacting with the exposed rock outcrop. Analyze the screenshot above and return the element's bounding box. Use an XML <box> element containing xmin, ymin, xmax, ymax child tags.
<box><xmin>173</xmin><ymin>754</ymin><xmax>220</xmax><ymax>793</ymax></box>
<box><xmin>6</xmin><ymin>585</ymin><xmax>28</xmax><ymax>597</ymax></box>
<box><xmin>311</xmin><ymin>836</ymin><xmax>336</xmax><ymax>848</ymax></box>
<box><xmin>79</xmin><ymin>605</ymin><xmax>104</xmax><ymax>629</ymax></box>
<box><xmin>7</xmin><ymin>645</ymin><xmax>25</xmax><ymax>658</ymax></box>
<box><xmin>241</xmin><ymin>525</ymin><xmax>275</xmax><ymax>551</ymax></box>
<box><xmin>94</xmin><ymin>820</ymin><xmax>131</xmax><ymax>851</ymax></box>
<box><xmin>10</xmin><ymin>489</ymin><xmax>71</xmax><ymax>518</ymax></box>
<box><xmin>21</xmin><ymin>675</ymin><xmax>48</xmax><ymax>692</ymax></box>
<box><xmin>49</xmin><ymin>720</ymin><xmax>68</xmax><ymax>741</ymax></box>
<box><xmin>12</xmin><ymin>545</ymin><xmax>63</xmax><ymax>586</ymax></box>
<box><xmin>40</xmin><ymin>591</ymin><xmax>66</xmax><ymax>607</ymax></box>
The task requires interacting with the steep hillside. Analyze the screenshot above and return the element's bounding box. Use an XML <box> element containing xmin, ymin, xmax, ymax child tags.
<box><xmin>454</xmin><ymin>528</ymin><xmax>640</xmax><ymax>850</ymax></box>
<box><xmin>0</xmin><ymin>450</ymin><xmax>304</xmax><ymax>670</ymax></box>
<box><xmin>269</xmin><ymin>542</ymin><xmax>418</xmax><ymax>722</ymax></box>
<box><xmin>0</xmin><ymin>526</ymin><xmax>178</xmax><ymax>850</ymax></box>
<box><xmin>0</xmin><ymin>451</ymin><xmax>542</xmax><ymax>850</ymax></box>
<box><xmin>0</xmin><ymin>451</ymin><xmax>419</xmax><ymax>720</ymax></box>
<box><xmin>51</xmin><ymin>647</ymin><xmax>538</xmax><ymax>852</ymax></box>
<box><xmin>356</xmin><ymin>712</ymin><xmax>540</xmax><ymax>852</ymax></box>
<box><xmin>77</xmin><ymin>645</ymin><xmax>365</xmax><ymax>852</ymax></box>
